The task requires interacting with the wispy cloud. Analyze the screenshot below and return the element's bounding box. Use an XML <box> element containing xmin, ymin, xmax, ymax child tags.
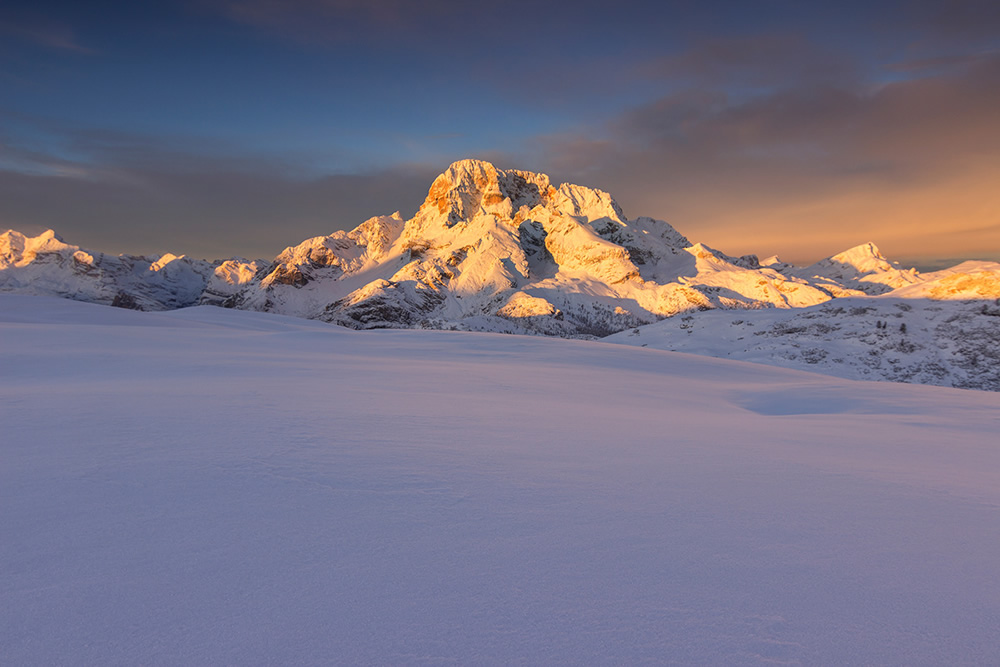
<box><xmin>902</xmin><ymin>0</ymin><xmax>1000</xmax><ymax>42</ymax></box>
<box><xmin>637</xmin><ymin>33</ymin><xmax>858</xmax><ymax>88</ymax></box>
<box><xmin>885</xmin><ymin>51</ymin><xmax>998</xmax><ymax>73</ymax></box>
<box><xmin>0</xmin><ymin>20</ymin><xmax>94</xmax><ymax>53</ymax></box>
<box><xmin>201</xmin><ymin>0</ymin><xmax>468</xmax><ymax>44</ymax></box>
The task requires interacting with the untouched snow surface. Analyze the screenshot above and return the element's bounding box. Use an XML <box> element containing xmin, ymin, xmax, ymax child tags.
<box><xmin>2</xmin><ymin>294</ymin><xmax>999</xmax><ymax>664</ymax></box>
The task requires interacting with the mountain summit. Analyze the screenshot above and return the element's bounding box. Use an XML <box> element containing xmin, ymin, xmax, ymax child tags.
<box><xmin>223</xmin><ymin>159</ymin><xmax>760</xmax><ymax>335</ymax></box>
<box><xmin>213</xmin><ymin>159</ymin><xmax>946</xmax><ymax>336</ymax></box>
<box><xmin>3</xmin><ymin>159</ymin><xmax>999</xmax><ymax>339</ymax></box>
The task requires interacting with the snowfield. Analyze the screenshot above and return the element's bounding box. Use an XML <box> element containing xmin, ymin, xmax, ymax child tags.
<box><xmin>605</xmin><ymin>297</ymin><xmax>1000</xmax><ymax>392</ymax></box>
<box><xmin>2</xmin><ymin>294</ymin><xmax>999</xmax><ymax>664</ymax></box>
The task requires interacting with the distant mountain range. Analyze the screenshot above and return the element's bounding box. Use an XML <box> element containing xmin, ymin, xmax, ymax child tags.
<box><xmin>4</xmin><ymin>158</ymin><xmax>999</xmax><ymax>389</ymax></box>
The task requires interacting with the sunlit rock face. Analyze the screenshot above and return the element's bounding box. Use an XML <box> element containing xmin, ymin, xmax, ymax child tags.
<box><xmin>4</xmin><ymin>159</ymin><xmax>1000</xmax><ymax>339</ymax></box>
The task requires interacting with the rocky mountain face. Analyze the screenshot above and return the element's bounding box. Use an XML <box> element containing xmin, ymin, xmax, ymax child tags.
<box><xmin>3</xmin><ymin>159</ymin><xmax>999</xmax><ymax>345</ymax></box>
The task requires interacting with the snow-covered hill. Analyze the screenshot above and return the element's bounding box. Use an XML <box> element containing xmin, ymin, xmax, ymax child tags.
<box><xmin>3</xmin><ymin>294</ymin><xmax>999</xmax><ymax>663</ymax></box>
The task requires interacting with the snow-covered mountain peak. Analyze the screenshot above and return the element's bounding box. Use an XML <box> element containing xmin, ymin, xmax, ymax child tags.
<box><xmin>274</xmin><ymin>213</ymin><xmax>405</xmax><ymax>268</ymax></box>
<box><xmin>1</xmin><ymin>229</ymin><xmax>77</xmax><ymax>266</ymax></box>
<box><xmin>889</xmin><ymin>260</ymin><xmax>1000</xmax><ymax>300</ymax></box>
<box><xmin>548</xmin><ymin>182</ymin><xmax>625</xmax><ymax>223</ymax></box>
<box><xmin>828</xmin><ymin>242</ymin><xmax>891</xmax><ymax>272</ymax></box>
<box><xmin>1</xmin><ymin>230</ymin><xmax>29</xmax><ymax>265</ymax></box>
<box><xmin>417</xmin><ymin>159</ymin><xmax>556</xmax><ymax>225</ymax></box>
<box><xmin>414</xmin><ymin>159</ymin><xmax>629</xmax><ymax>230</ymax></box>
<box><xmin>685</xmin><ymin>242</ymin><xmax>757</xmax><ymax>267</ymax></box>
<box><xmin>795</xmin><ymin>241</ymin><xmax>920</xmax><ymax>295</ymax></box>
<box><xmin>150</xmin><ymin>253</ymin><xmax>186</xmax><ymax>272</ymax></box>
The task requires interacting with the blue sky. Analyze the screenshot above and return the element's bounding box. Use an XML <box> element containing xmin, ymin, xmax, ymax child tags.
<box><xmin>2</xmin><ymin>0</ymin><xmax>998</xmax><ymax>265</ymax></box>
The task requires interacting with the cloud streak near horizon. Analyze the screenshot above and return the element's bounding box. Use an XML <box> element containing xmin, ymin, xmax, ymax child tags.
<box><xmin>1</xmin><ymin>0</ymin><xmax>998</xmax><ymax>265</ymax></box>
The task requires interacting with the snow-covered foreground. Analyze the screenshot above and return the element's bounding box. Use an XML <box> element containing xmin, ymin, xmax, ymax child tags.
<box><xmin>2</xmin><ymin>295</ymin><xmax>999</xmax><ymax>664</ymax></box>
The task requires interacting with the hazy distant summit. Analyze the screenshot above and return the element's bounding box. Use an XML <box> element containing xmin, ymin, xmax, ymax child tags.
<box><xmin>4</xmin><ymin>159</ymin><xmax>1000</xmax><ymax>339</ymax></box>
